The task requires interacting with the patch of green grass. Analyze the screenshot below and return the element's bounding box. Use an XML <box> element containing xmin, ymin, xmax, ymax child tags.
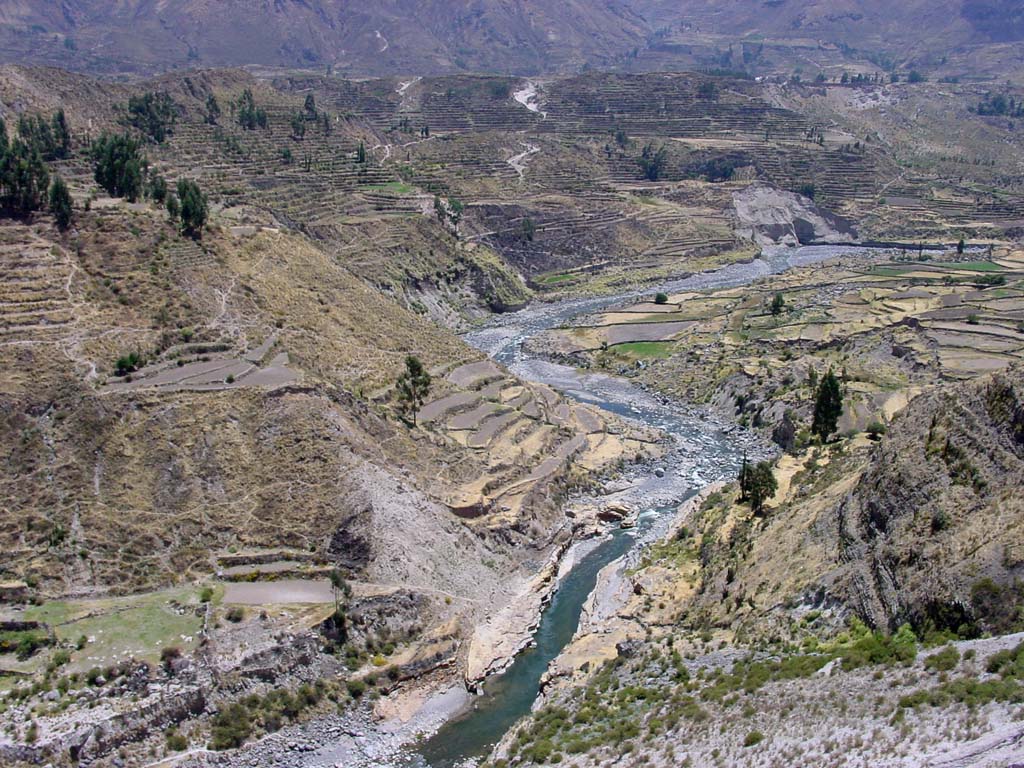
<box><xmin>953</xmin><ymin>261</ymin><xmax>1004</xmax><ymax>272</ymax></box>
<box><xmin>24</xmin><ymin>588</ymin><xmax>202</xmax><ymax>668</ymax></box>
<box><xmin>612</xmin><ymin>341</ymin><xmax>674</xmax><ymax>359</ymax></box>
<box><xmin>360</xmin><ymin>181</ymin><xmax>414</xmax><ymax>194</ymax></box>
<box><xmin>538</xmin><ymin>272</ymin><xmax>577</xmax><ymax>286</ymax></box>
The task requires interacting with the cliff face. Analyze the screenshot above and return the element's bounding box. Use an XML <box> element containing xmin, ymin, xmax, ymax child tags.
<box><xmin>836</xmin><ymin>367</ymin><xmax>1024</xmax><ymax>634</ymax></box>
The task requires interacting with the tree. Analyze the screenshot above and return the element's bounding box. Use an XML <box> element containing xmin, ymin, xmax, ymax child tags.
<box><xmin>396</xmin><ymin>355</ymin><xmax>431</xmax><ymax>425</ymax></box>
<box><xmin>655</xmin><ymin>292</ymin><xmax>669</xmax><ymax>305</ymax></box>
<box><xmin>51</xmin><ymin>109</ymin><xmax>71</xmax><ymax>158</ymax></box>
<box><xmin>957</xmin><ymin>237</ymin><xmax>966</xmax><ymax>255</ymax></box>
<box><xmin>236</xmin><ymin>89</ymin><xmax>267</xmax><ymax>130</ymax></box>
<box><xmin>166</xmin><ymin>193</ymin><xmax>180</xmax><ymax>221</ymax></box>
<box><xmin>92</xmin><ymin>133</ymin><xmax>147</xmax><ymax>200</ymax></box>
<box><xmin>747</xmin><ymin>461</ymin><xmax>777</xmax><ymax>514</ymax></box>
<box><xmin>177</xmin><ymin>179</ymin><xmax>207</xmax><ymax>238</ymax></box>
<box><xmin>770</xmin><ymin>292</ymin><xmax>785</xmax><ymax>316</ymax></box>
<box><xmin>638</xmin><ymin>142</ymin><xmax>668</xmax><ymax>182</ymax></box>
<box><xmin>304</xmin><ymin>93</ymin><xmax>317</xmax><ymax>118</ymax></box>
<box><xmin>811</xmin><ymin>368</ymin><xmax>843</xmax><ymax>442</ymax></box>
<box><xmin>290</xmin><ymin>112</ymin><xmax>306</xmax><ymax>140</ymax></box>
<box><xmin>125</xmin><ymin>91</ymin><xmax>178</xmax><ymax>143</ymax></box>
<box><xmin>356</xmin><ymin>140</ymin><xmax>366</xmax><ymax>164</ymax></box>
<box><xmin>0</xmin><ymin>132</ymin><xmax>50</xmax><ymax>215</ymax></box>
<box><xmin>328</xmin><ymin>568</ymin><xmax>350</xmax><ymax>612</ymax></box>
<box><xmin>521</xmin><ymin>216</ymin><xmax>535</xmax><ymax>241</ymax></box>
<box><xmin>49</xmin><ymin>175</ymin><xmax>72</xmax><ymax>231</ymax></box>
<box><xmin>737</xmin><ymin>451</ymin><xmax>749</xmax><ymax>501</ymax></box>
<box><xmin>205</xmin><ymin>94</ymin><xmax>221</xmax><ymax>125</ymax></box>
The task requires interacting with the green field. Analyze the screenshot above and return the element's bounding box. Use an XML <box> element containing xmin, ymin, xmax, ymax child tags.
<box><xmin>612</xmin><ymin>341</ymin><xmax>675</xmax><ymax>359</ymax></box>
<box><xmin>952</xmin><ymin>261</ymin><xmax>1005</xmax><ymax>272</ymax></box>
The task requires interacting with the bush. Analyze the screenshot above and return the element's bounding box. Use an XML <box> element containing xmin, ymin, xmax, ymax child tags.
<box><xmin>199</xmin><ymin>586</ymin><xmax>214</xmax><ymax>603</ymax></box>
<box><xmin>924</xmin><ymin>646</ymin><xmax>960</xmax><ymax>672</ymax></box>
<box><xmin>743</xmin><ymin>730</ymin><xmax>764</xmax><ymax>747</ymax></box>
<box><xmin>654</xmin><ymin>292</ymin><xmax>669</xmax><ymax>305</ymax></box>
<box><xmin>226</xmin><ymin>606</ymin><xmax>244</xmax><ymax>623</ymax></box>
<box><xmin>209</xmin><ymin>703</ymin><xmax>252</xmax><ymax>750</ymax></box>
<box><xmin>166</xmin><ymin>729</ymin><xmax>188</xmax><ymax>751</ymax></box>
<box><xmin>346</xmin><ymin>678</ymin><xmax>367</xmax><ymax>698</ymax></box>
<box><xmin>866</xmin><ymin>421</ymin><xmax>887</xmax><ymax>440</ymax></box>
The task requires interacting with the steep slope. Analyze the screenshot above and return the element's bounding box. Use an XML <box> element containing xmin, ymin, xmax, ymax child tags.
<box><xmin>836</xmin><ymin>368</ymin><xmax>1024</xmax><ymax>635</ymax></box>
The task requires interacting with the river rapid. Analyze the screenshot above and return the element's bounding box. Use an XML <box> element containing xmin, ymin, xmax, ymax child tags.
<box><xmin>410</xmin><ymin>244</ymin><xmax>915</xmax><ymax>767</ymax></box>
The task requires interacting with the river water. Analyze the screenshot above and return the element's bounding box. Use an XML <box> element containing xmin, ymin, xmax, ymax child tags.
<box><xmin>411</xmin><ymin>244</ymin><xmax>919</xmax><ymax>767</ymax></box>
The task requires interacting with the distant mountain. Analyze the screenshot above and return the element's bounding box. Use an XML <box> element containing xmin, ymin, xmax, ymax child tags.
<box><xmin>0</xmin><ymin>0</ymin><xmax>647</xmax><ymax>76</ymax></box>
<box><xmin>0</xmin><ymin>0</ymin><xmax>1021</xmax><ymax>76</ymax></box>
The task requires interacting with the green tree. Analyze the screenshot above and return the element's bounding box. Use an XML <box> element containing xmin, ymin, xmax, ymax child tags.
<box><xmin>655</xmin><ymin>292</ymin><xmax>669</xmax><ymax>305</ymax></box>
<box><xmin>92</xmin><ymin>133</ymin><xmax>147</xmax><ymax>200</ymax></box>
<box><xmin>957</xmin><ymin>237</ymin><xmax>966</xmax><ymax>255</ymax></box>
<box><xmin>811</xmin><ymin>368</ymin><xmax>843</xmax><ymax>442</ymax></box>
<box><xmin>51</xmin><ymin>109</ymin><xmax>71</xmax><ymax>158</ymax></box>
<box><xmin>125</xmin><ymin>91</ymin><xmax>178</xmax><ymax>143</ymax></box>
<box><xmin>0</xmin><ymin>133</ymin><xmax>50</xmax><ymax>214</ymax></box>
<box><xmin>396</xmin><ymin>355</ymin><xmax>431</xmax><ymax>425</ymax></box>
<box><xmin>205</xmin><ymin>94</ymin><xmax>221</xmax><ymax>125</ymax></box>
<box><xmin>290</xmin><ymin>112</ymin><xmax>306</xmax><ymax>140</ymax></box>
<box><xmin>638</xmin><ymin>142</ymin><xmax>668</xmax><ymax>182</ymax></box>
<box><xmin>304</xmin><ymin>93</ymin><xmax>317</xmax><ymax>118</ymax></box>
<box><xmin>770</xmin><ymin>292</ymin><xmax>785</xmax><ymax>316</ymax></box>
<box><xmin>49</xmin><ymin>175</ymin><xmax>72</xmax><ymax>231</ymax></box>
<box><xmin>236</xmin><ymin>89</ymin><xmax>267</xmax><ymax>130</ymax></box>
<box><xmin>177</xmin><ymin>178</ymin><xmax>207</xmax><ymax>238</ymax></box>
<box><xmin>356</xmin><ymin>140</ymin><xmax>366</xmax><ymax>164</ymax></box>
<box><xmin>166</xmin><ymin>193</ymin><xmax>180</xmax><ymax>221</ymax></box>
<box><xmin>747</xmin><ymin>461</ymin><xmax>777</xmax><ymax>514</ymax></box>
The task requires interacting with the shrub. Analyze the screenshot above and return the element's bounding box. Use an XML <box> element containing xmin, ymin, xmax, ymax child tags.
<box><xmin>654</xmin><ymin>292</ymin><xmax>669</xmax><ymax>305</ymax></box>
<box><xmin>166</xmin><ymin>729</ymin><xmax>188</xmax><ymax>751</ymax></box>
<box><xmin>346</xmin><ymin>679</ymin><xmax>367</xmax><ymax>698</ymax></box>
<box><xmin>743</xmin><ymin>730</ymin><xmax>765</xmax><ymax>747</ymax></box>
<box><xmin>866</xmin><ymin>421</ymin><xmax>887</xmax><ymax>440</ymax></box>
<box><xmin>924</xmin><ymin>646</ymin><xmax>960</xmax><ymax>672</ymax></box>
<box><xmin>209</xmin><ymin>703</ymin><xmax>252</xmax><ymax>750</ymax></box>
<box><xmin>226</xmin><ymin>606</ymin><xmax>244</xmax><ymax>623</ymax></box>
<box><xmin>199</xmin><ymin>586</ymin><xmax>214</xmax><ymax>603</ymax></box>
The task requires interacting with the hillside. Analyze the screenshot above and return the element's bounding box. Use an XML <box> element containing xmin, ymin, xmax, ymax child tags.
<box><xmin>0</xmin><ymin>0</ymin><xmax>647</xmax><ymax>76</ymax></box>
<box><xmin>2</xmin><ymin>1</ymin><xmax>1023</xmax><ymax>80</ymax></box>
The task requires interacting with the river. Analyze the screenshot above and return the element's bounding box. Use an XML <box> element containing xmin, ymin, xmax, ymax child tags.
<box><xmin>409</xmin><ymin>244</ymin><xmax>914</xmax><ymax>767</ymax></box>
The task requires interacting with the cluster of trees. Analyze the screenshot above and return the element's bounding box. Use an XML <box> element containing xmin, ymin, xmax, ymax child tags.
<box><xmin>638</xmin><ymin>142</ymin><xmax>668</xmax><ymax>182</ymax></box>
<box><xmin>0</xmin><ymin>112</ymin><xmax>73</xmax><ymax>229</ymax></box>
<box><xmin>738</xmin><ymin>455</ymin><xmax>777</xmax><ymax>514</ymax></box>
<box><xmin>973</xmin><ymin>93</ymin><xmax>1024</xmax><ymax>118</ymax></box>
<box><xmin>15</xmin><ymin>111</ymin><xmax>71</xmax><ymax>161</ymax></box>
<box><xmin>125</xmin><ymin>91</ymin><xmax>178</xmax><ymax>143</ymax></box>
<box><xmin>91</xmin><ymin>132</ymin><xmax>207</xmax><ymax>237</ymax></box>
<box><xmin>736</xmin><ymin>367</ymin><xmax>845</xmax><ymax>515</ymax></box>
<box><xmin>235</xmin><ymin>89</ymin><xmax>268</xmax><ymax>130</ymax></box>
<box><xmin>433</xmin><ymin>194</ymin><xmax>463</xmax><ymax>230</ymax></box>
<box><xmin>92</xmin><ymin>133</ymin><xmax>148</xmax><ymax>200</ymax></box>
<box><xmin>0</xmin><ymin>118</ymin><xmax>51</xmax><ymax>216</ymax></box>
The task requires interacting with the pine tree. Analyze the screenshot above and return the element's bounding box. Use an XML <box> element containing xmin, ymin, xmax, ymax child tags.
<box><xmin>49</xmin><ymin>175</ymin><xmax>72</xmax><ymax>231</ymax></box>
<box><xmin>811</xmin><ymin>368</ymin><xmax>843</xmax><ymax>442</ymax></box>
<box><xmin>770</xmin><ymin>292</ymin><xmax>785</xmax><ymax>316</ymax></box>
<box><xmin>177</xmin><ymin>178</ymin><xmax>207</xmax><ymax>238</ymax></box>
<box><xmin>396</xmin><ymin>355</ymin><xmax>431</xmax><ymax>425</ymax></box>
<box><xmin>747</xmin><ymin>461</ymin><xmax>777</xmax><ymax>514</ymax></box>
